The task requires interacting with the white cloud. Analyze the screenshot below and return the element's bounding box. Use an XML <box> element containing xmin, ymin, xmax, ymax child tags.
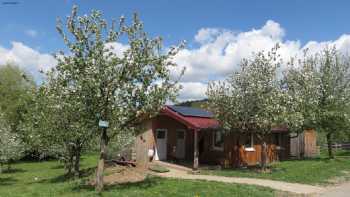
<box><xmin>173</xmin><ymin>20</ymin><xmax>350</xmax><ymax>101</ymax></box>
<box><xmin>172</xmin><ymin>20</ymin><xmax>301</xmax><ymax>83</ymax></box>
<box><xmin>25</xmin><ymin>29</ymin><xmax>38</xmax><ymax>38</ymax></box>
<box><xmin>194</xmin><ymin>28</ymin><xmax>222</xmax><ymax>44</ymax></box>
<box><xmin>105</xmin><ymin>42</ymin><xmax>129</xmax><ymax>57</ymax></box>
<box><xmin>172</xmin><ymin>20</ymin><xmax>350</xmax><ymax>100</ymax></box>
<box><xmin>0</xmin><ymin>42</ymin><xmax>57</xmax><ymax>79</ymax></box>
<box><xmin>177</xmin><ymin>82</ymin><xmax>207</xmax><ymax>101</ymax></box>
<box><xmin>0</xmin><ymin>41</ymin><xmax>130</xmax><ymax>82</ymax></box>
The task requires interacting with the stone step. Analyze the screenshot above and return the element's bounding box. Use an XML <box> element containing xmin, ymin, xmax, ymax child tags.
<box><xmin>153</xmin><ymin>160</ymin><xmax>193</xmax><ymax>172</ymax></box>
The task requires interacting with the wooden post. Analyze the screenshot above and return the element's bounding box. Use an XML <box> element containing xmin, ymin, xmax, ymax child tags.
<box><xmin>96</xmin><ymin>127</ymin><xmax>108</xmax><ymax>192</ymax></box>
<box><xmin>193</xmin><ymin>129</ymin><xmax>199</xmax><ymax>171</ymax></box>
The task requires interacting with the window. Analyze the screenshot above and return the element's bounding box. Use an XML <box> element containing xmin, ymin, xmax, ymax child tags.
<box><xmin>273</xmin><ymin>133</ymin><xmax>281</xmax><ymax>146</ymax></box>
<box><xmin>213</xmin><ymin>130</ymin><xmax>224</xmax><ymax>151</ymax></box>
<box><xmin>177</xmin><ymin>130</ymin><xmax>185</xmax><ymax>139</ymax></box>
<box><xmin>157</xmin><ymin>130</ymin><xmax>166</xmax><ymax>139</ymax></box>
<box><xmin>273</xmin><ymin>133</ymin><xmax>282</xmax><ymax>150</ymax></box>
<box><xmin>244</xmin><ymin>133</ymin><xmax>255</xmax><ymax>151</ymax></box>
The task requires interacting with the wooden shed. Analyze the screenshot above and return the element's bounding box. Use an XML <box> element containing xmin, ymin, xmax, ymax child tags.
<box><xmin>290</xmin><ymin>129</ymin><xmax>318</xmax><ymax>158</ymax></box>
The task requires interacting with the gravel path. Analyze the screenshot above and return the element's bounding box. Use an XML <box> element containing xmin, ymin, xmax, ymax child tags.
<box><xmin>157</xmin><ymin>168</ymin><xmax>325</xmax><ymax>195</ymax></box>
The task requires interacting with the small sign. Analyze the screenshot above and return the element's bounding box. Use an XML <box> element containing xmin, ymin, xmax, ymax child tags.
<box><xmin>98</xmin><ymin>120</ymin><xmax>109</xmax><ymax>128</ymax></box>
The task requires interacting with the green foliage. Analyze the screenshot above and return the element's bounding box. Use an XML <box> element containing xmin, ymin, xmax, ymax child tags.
<box><xmin>282</xmin><ymin>51</ymin><xmax>321</xmax><ymax>132</ymax></box>
<box><xmin>0</xmin><ymin>64</ymin><xmax>35</xmax><ymax>142</ymax></box>
<box><xmin>0</xmin><ymin>64</ymin><xmax>34</xmax><ymax>168</ymax></box>
<box><xmin>316</xmin><ymin>49</ymin><xmax>350</xmax><ymax>135</ymax></box>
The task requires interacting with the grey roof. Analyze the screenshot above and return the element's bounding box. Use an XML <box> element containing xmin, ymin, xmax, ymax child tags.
<box><xmin>168</xmin><ymin>105</ymin><xmax>214</xmax><ymax>118</ymax></box>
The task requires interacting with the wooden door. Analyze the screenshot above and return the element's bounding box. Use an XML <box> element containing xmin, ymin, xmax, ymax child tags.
<box><xmin>176</xmin><ymin>129</ymin><xmax>186</xmax><ymax>159</ymax></box>
<box><xmin>155</xmin><ymin>129</ymin><xmax>167</xmax><ymax>160</ymax></box>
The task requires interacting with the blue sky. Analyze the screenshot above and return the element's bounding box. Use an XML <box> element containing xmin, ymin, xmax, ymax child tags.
<box><xmin>1</xmin><ymin>0</ymin><xmax>350</xmax><ymax>100</ymax></box>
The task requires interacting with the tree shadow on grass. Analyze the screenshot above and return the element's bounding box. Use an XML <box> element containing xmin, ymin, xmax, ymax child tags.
<box><xmin>0</xmin><ymin>168</ymin><xmax>27</xmax><ymax>174</ymax></box>
<box><xmin>336</xmin><ymin>151</ymin><xmax>350</xmax><ymax>157</ymax></box>
<box><xmin>71</xmin><ymin>176</ymin><xmax>161</xmax><ymax>193</ymax></box>
<box><xmin>286</xmin><ymin>157</ymin><xmax>335</xmax><ymax>164</ymax></box>
<box><xmin>51</xmin><ymin>164</ymin><xmax>64</xmax><ymax>169</ymax></box>
<box><xmin>0</xmin><ymin>177</ymin><xmax>18</xmax><ymax>186</ymax></box>
<box><xmin>49</xmin><ymin>167</ymin><xmax>96</xmax><ymax>183</ymax></box>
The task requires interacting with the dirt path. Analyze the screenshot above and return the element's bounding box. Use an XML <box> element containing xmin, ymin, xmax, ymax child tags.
<box><xmin>319</xmin><ymin>181</ymin><xmax>350</xmax><ymax>197</ymax></box>
<box><xmin>157</xmin><ymin>168</ymin><xmax>325</xmax><ymax>195</ymax></box>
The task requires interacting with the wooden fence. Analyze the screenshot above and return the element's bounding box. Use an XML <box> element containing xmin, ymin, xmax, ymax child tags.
<box><xmin>329</xmin><ymin>143</ymin><xmax>350</xmax><ymax>150</ymax></box>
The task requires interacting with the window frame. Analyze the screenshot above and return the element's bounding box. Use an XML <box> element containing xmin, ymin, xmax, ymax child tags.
<box><xmin>176</xmin><ymin>129</ymin><xmax>186</xmax><ymax>140</ymax></box>
<box><xmin>155</xmin><ymin>129</ymin><xmax>167</xmax><ymax>140</ymax></box>
<box><xmin>244</xmin><ymin>133</ymin><xmax>255</xmax><ymax>151</ymax></box>
<box><xmin>212</xmin><ymin>130</ymin><xmax>224</xmax><ymax>151</ymax></box>
<box><xmin>273</xmin><ymin>133</ymin><xmax>283</xmax><ymax>150</ymax></box>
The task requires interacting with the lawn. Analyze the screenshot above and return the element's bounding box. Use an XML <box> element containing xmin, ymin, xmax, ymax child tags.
<box><xmin>201</xmin><ymin>150</ymin><xmax>350</xmax><ymax>185</ymax></box>
<box><xmin>0</xmin><ymin>154</ymin><xmax>274</xmax><ymax>197</ymax></box>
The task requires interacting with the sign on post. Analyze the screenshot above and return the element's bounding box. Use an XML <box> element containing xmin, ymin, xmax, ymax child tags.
<box><xmin>98</xmin><ymin>120</ymin><xmax>109</xmax><ymax>128</ymax></box>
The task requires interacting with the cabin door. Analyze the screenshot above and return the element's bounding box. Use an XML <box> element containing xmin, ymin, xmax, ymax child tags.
<box><xmin>176</xmin><ymin>129</ymin><xmax>186</xmax><ymax>159</ymax></box>
<box><xmin>155</xmin><ymin>129</ymin><xmax>167</xmax><ymax>160</ymax></box>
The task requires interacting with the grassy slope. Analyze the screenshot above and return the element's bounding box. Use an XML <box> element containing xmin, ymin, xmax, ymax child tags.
<box><xmin>202</xmin><ymin>150</ymin><xmax>350</xmax><ymax>185</ymax></box>
<box><xmin>0</xmin><ymin>154</ymin><xmax>274</xmax><ymax>197</ymax></box>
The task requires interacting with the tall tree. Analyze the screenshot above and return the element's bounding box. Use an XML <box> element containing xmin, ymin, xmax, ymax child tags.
<box><xmin>317</xmin><ymin>48</ymin><xmax>350</xmax><ymax>158</ymax></box>
<box><xmin>207</xmin><ymin>45</ymin><xmax>286</xmax><ymax>170</ymax></box>
<box><xmin>0</xmin><ymin>64</ymin><xmax>35</xmax><ymax>140</ymax></box>
<box><xmin>55</xmin><ymin>6</ymin><xmax>183</xmax><ymax>192</ymax></box>
<box><xmin>283</xmin><ymin>48</ymin><xmax>350</xmax><ymax>159</ymax></box>
<box><xmin>282</xmin><ymin>51</ymin><xmax>321</xmax><ymax>134</ymax></box>
<box><xmin>23</xmin><ymin>80</ymin><xmax>95</xmax><ymax>176</ymax></box>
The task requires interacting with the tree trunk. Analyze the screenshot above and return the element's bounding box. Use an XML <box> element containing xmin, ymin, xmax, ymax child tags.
<box><xmin>66</xmin><ymin>151</ymin><xmax>74</xmax><ymax>175</ymax></box>
<box><xmin>326</xmin><ymin>133</ymin><xmax>334</xmax><ymax>159</ymax></box>
<box><xmin>74</xmin><ymin>146</ymin><xmax>81</xmax><ymax>177</ymax></box>
<box><xmin>95</xmin><ymin>127</ymin><xmax>108</xmax><ymax>193</ymax></box>
<box><xmin>7</xmin><ymin>162</ymin><xmax>11</xmax><ymax>171</ymax></box>
<box><xmin>261</xmin><ymin>140</ymin><xmax>268</xmax><ymax>171</ymax></box>
<box><xmin>235</xmin><ymin>135</ymin><xmax>240</xmax><ymax>167</ymax></box>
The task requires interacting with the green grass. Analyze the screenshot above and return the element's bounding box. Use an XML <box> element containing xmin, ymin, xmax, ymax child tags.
<box><xmin>0</xmin><ymin>154</ymin><xmax>274</xmax><ymax>197</ymax></box>
<box><xmin>202</xmin><ymin>150</ymin><xmax>350</xmax><ymax>185</ymax></box>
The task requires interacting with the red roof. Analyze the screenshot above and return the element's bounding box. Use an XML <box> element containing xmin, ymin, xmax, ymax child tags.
<box><xmin>160</xmin><ymin>105</ymin><xmax>287</xmax><ymax>133</ymax></box>
<box><xmin>160</xmin><ymin>106</ymin><xmax>219</xmax><ymax>130</ymax></box>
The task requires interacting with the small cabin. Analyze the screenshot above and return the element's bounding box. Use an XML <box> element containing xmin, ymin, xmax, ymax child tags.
<box><xmin>135</xmin><ymin>105</ymin><xmax>291</xmax><ymax>170</ymax></box>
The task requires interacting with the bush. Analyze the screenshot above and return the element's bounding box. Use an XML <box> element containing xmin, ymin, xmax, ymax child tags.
<box><xmin>0</xmin><ymin>116</ymin><xmax>25</xmax><ymax>172</ymax></box>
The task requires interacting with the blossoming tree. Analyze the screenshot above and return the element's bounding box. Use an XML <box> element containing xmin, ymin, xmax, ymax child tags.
<box><xmin>54</xmin><ymin>6</ymin><xmax>183</xmax><ymax>191</ymax></box>
<box><xmin>207</xmin><ymin>45</ymin><xmax>287</xmax><ymax>170</ymax></box>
